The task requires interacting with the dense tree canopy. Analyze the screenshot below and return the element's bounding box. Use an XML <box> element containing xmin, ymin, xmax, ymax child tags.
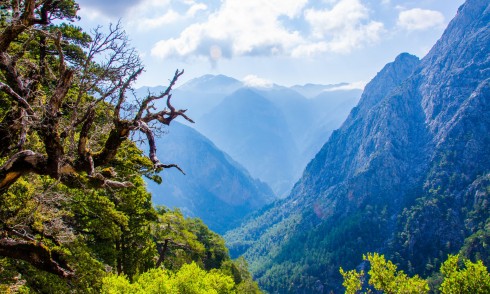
<box><xmin>0</xmin><ymin>0</ymin><xmax>193</xmax><ymax>195</ymax></box>
<box><xmin>0</xmin><ymin>0</ymin><xmax>194</xmax><ymax>277</ymax></box>
<box><xmin>0</xmin><ymin>1</ymin><xmax>261</xmax><ymax>293</ymax></box>
<box><xmin>340</xmin><ymin>253</ymin><xmax>490</xmax><ymax>294</ymax></box>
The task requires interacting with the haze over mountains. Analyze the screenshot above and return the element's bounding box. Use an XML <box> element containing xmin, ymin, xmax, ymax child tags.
<box><xmin>225</xmin><ymin>0</ymin><xmax>490</xmax><ymax>292</ymax></box>
<box><xmin>142</xmin><ymin>76</ymin><xmax>360</xmax><ymax>234</ymax></box>
<box><xmin>146</xmin><ymin>122</ymin><xmax>275</xmax><ymax>234</ymax></box>
<box><xmin>139</xmin><ymin>1</ymin><xmax>489</xmax><ymax>292</ymax></box>
<box><xmin>140</xmin><ymin>75</ymin><xmax>361</xmax><ymax>200</ymax></box>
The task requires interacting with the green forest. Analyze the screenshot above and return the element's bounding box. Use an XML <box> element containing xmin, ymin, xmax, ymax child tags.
<box><xmin>1</xmin><ymin>0</ymin><xmax>489</xmax><ymax>293</ymax></box>
<box><xmin>0</xmin><ymin>0</ymin><xmax>259</xmax><ymax>292</ymax></box>
<box><xmin>340</xmin><ymin>253</ymin><xmax>490</xmax><ymax>293</ymax></box>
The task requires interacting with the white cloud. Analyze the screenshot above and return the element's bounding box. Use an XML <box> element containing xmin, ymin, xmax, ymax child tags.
<box><xmin>78</xmin><ymin>5</ymin><xmax>111</xmax><ymax>23</ymax></box>
<box><xmin>133</xmin><ymin>3</ymin><xmax>207</xmax><ymax>30</ymax></box>
<box><xmin>123</xmin><ymin>0</ymin><xmax>208</xmax><ymax>31</ymax></box>
<box><xmin>305</xmin><ymin>0</ymin><xmax>368</xmax><ymax>37</ymax></box>
<box><xmin>136</xmin><ymin>9</ymin><xmax>181</xmax><ymax>29</ymax></box>
<box><xmin>151</xmin><ymin>0</ymin><xmax>307</xmax><ymax>59</ymax></box>
<box><xmin>243</xmin><ymin>75</ymin><xmax>274</xmax><ymax>88</ymax></box>
<box><xmin>324</xmin><ymin>80</ymin><xmax>367</xmax><ymax>91</ymax></box>
<box><xmin>303</xmin><ymin>0</ymin><xmax>384</xmax><ymax>54</ymax></box>
<box><xmin>397</xmin><ymin>8</ymin><xmax>445</xmax><ymax>31</ymax></box>
<box><xmin>151</xmin><ymin>0</ymin><xmax>384</xmax><ymax>60</ymax></box>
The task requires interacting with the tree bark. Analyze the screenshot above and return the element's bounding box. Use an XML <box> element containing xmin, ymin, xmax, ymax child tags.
<box><xmin>0</xmin><ymin>237</ymin><xmax>74</xmax><ymax>278</ymax></box>
<box><xmin>156</xmin><ymin>239</ymin><xmax>169</xmax><ymax>268</ymax></box>
<box><xmin>0</xmin><ymin>150</ymin><xmax>46</xmax><ymax>194</ymax></box>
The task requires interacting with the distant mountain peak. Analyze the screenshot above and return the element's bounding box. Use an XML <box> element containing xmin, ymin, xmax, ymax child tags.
<box><xmin>394</xmin><ymin>52</ymin><xmax>420</xmax><ymax>62</ymax></box>
<box><xmin>291</xmin><ymin>82</ymin><xmax>354</xmax><ymax>98</ymax></box>
<box><xmin>178</xmin><ymin>74</ymin><xmax>242</xmax><ymax>93</ymax></box>
<box><xmin>355</xmin><ymin>52</ymin><xmax>420</xmax><ymax>111</ymax></box>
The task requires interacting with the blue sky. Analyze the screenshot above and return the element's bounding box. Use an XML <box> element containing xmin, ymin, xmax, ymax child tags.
<box><xmin>75</xmin><ymin>0</ymin><xmax>465</xmax><ymax>88</ymax></box>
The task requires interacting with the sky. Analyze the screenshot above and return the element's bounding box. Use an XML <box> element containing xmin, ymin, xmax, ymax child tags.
<box><xmin>74</xmin><ymin>0</ymin><xmax>465</xmax><ymax>89</ymax></box>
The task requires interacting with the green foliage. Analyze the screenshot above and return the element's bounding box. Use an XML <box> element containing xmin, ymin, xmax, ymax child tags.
<box><xmin>222</xmin><ymin>258</ymin><xmax>262</xmax><ymax>293</ymax></box>
<box><xmin>340</xmin><ymin>253</ymin><xmax>490</xmax><ymax>294</ymax></box>
<box><xmin>0</xmin><ymin>1</ymin><xmax>261</xmax><ymax>293</ymax></box>
<box><xmin>339</xmin><ymin>267</ymin><xmax>364</xmax><ymax>294</ymax></box>
<box><xmin>229</xmin><ymin>204</ymin><xmax>390</xmax><ymax>292</ymax></box>
<box><xmin>101</xmin><ymin>262</ymin><xmax>236</xmax><ymax>294</ymax></box>
<box><xmin>365</xmin><ymin>253</ymin><xmax>429</xmax><ymax>294</ymax></box>
<box><xmin>393</xmin><ymin>175</ymin><xmax>490</xmax><ymax>278</ymax></box>
<box><xmin>0</xmin><ymin>173</ymin><xmax>260</xmax><ymax>292</ymax></box>
<box><xmin>153</xmin><ymin>207</ymin><xmax>230</xmax><ymax>272</ymax></box>
<box><xmin>0</xmin><ymin>182</ymin><xmax>259</xmax><ymax>292</ymax></box>
<box><xmin>170</xmin><ymin>262</ymin><xmax>235</xmax><ymax>294</ymax></box>
<box><xmin>439</xmin><ymin>254</ymin><xmax>490</xmax><ymax>294</ymax></box>
<box><xmin>152</xmin><ymin>207</ymin><xmax>205</xmax><ymax>270</ymax></box>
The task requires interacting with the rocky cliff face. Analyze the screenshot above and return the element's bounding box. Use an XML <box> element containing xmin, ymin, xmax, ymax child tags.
<box><xmin>394</xmin><ymin>0</ymin><xmax>490</xmax><ymax>274</ymax></box>
<box><xmin>225</xmin><ymin>0</ymin><xmax>490</xmax><ymax>292</ymax></box>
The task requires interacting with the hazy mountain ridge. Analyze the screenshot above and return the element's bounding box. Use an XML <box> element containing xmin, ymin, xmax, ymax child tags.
<box><xmin>290</xmin><ymin>83</ymin><xmax>350</xmax><ymax>99</ymax></box>
<box><xmin>192</xmin><ymin>81</ymin><xmax>360</xmax><ymax>197</ymax></box>
<box><xmin>146</xmin><ymin>122</ymin><xmax>275</xmax><ymax>234</ymax></box>
<box><xmin>198</xmin><ymin>88</ymin><xmax>300</xmax><ymax>197</ymax></box>
<box><xmin>139</xmin><ymin>73</ymin><xmax>361</xmax><ymax>198</ymax></box>
<box><xmin>135</xmin><ymin>75</ymin><xmax>242</xmax><ymax>122</ymax></box>
<box><xmin>225</xmin><ymin>0</ymin><xmax>490</xmax><ymax>292</ymax></box>
<box><xmin>253</xmin><ymin>86</ymin><xmax>362</xmax><ymax>182</ymax></box>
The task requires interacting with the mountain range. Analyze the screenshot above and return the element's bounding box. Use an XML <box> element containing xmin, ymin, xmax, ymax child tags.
<box><xmin>141</xmin><ymin>72</ymin><xmax>361</xmax><ymax>228</ymax></box>
<box><xmin>145</xmin><ymin>122</ymin><xmax>275</xmax><ymax>234</ymax></box>
<box><xmin>225</xmin><ymin>0</ymin><xmax>490</xmax><ymax>292</ymax></box>
<box><xmin>162</xmin><ymin>76</ymin><xmax>361</xmax><ymax>197</ymax></box>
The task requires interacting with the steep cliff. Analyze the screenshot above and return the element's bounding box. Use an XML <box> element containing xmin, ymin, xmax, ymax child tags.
<box><xmin>225</xmin><ymin>1</ymin><xmax>490</xmax><ymax>292</ymax></box>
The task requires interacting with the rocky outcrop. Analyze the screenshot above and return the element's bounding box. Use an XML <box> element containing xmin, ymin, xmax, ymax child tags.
<box><xmin>225</xmin><ymin>1</ymin><xmax>490</xmax><ymax>292</ymax></box>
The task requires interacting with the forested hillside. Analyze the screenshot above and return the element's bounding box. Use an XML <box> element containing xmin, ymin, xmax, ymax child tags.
<box><xmin>226</xmin><ymin>0</ymin><xmax>490</xmax><ymax>292</ymax></box>
<box><xmin>0</xmin><ymin>1</ymin><xmax>259</xmax><ymax>292</ymax></box>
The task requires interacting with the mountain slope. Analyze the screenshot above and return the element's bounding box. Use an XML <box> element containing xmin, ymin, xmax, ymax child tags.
<box><xmin>254</xmin><ymin>86</ymin><xmax>361</xmax><ymax>181</ymax></box>
<box><xmin>173</xmin><ymin>74</ymin><xmax>243</xmax><ymax>121</ymax></box>
<box><xmin>225</xmin><ymin>1</ymin><xmax>490</xmax><ymax>292</ymax></box>
<box><xmin>146</xmin><ymin>122</ymin><xmax>275</xmax><ymax>234</ymax></box>
<box><xmin>197</xmin><ymin>85</ymin><xmax>360</xmax><ymax>197</ymax></box>
<box><xmin>142</xmin><ymin>74</ymin><xmax>360</xmax><ymax>198</ymax></box>
<box><xmin>198</xmin><ymin>88</ymin><xmax>300</xmax><ymax>197</ymax></box>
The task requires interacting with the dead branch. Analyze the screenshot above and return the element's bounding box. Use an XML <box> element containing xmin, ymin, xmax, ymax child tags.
<box><xmin>0</xmin><ymin>81</ymin><xmax>35</xmax><ymax>115</ymax></box>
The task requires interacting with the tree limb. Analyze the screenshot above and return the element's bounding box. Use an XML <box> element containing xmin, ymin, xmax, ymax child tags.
<box><xmin>134</xmin><ymin>69</ymin><xmax>184</xmax><ymax>121</ymax></box>
<box><xmin>0</xmin><ymin>237</ymin><xmax>74</xmax><ymax>278</ymax></box>
<box><xmin>0</xmin><ymin>81</ymin><xmax>35</xmax><ymax>115</ymax></box>
<box><xmin>0</xmin><ymin>0</ymin><xmax>53</xmax><ymax>52</ymax></box>
<box><xmin>137</xmin><ymin>121</ymin><xmax>186</xmax><ymax>174</ymax></box>
<box><xmin>0</xmin><ymin>150</ymin><xmax>46</xmax><ymax>194</ymax></box>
